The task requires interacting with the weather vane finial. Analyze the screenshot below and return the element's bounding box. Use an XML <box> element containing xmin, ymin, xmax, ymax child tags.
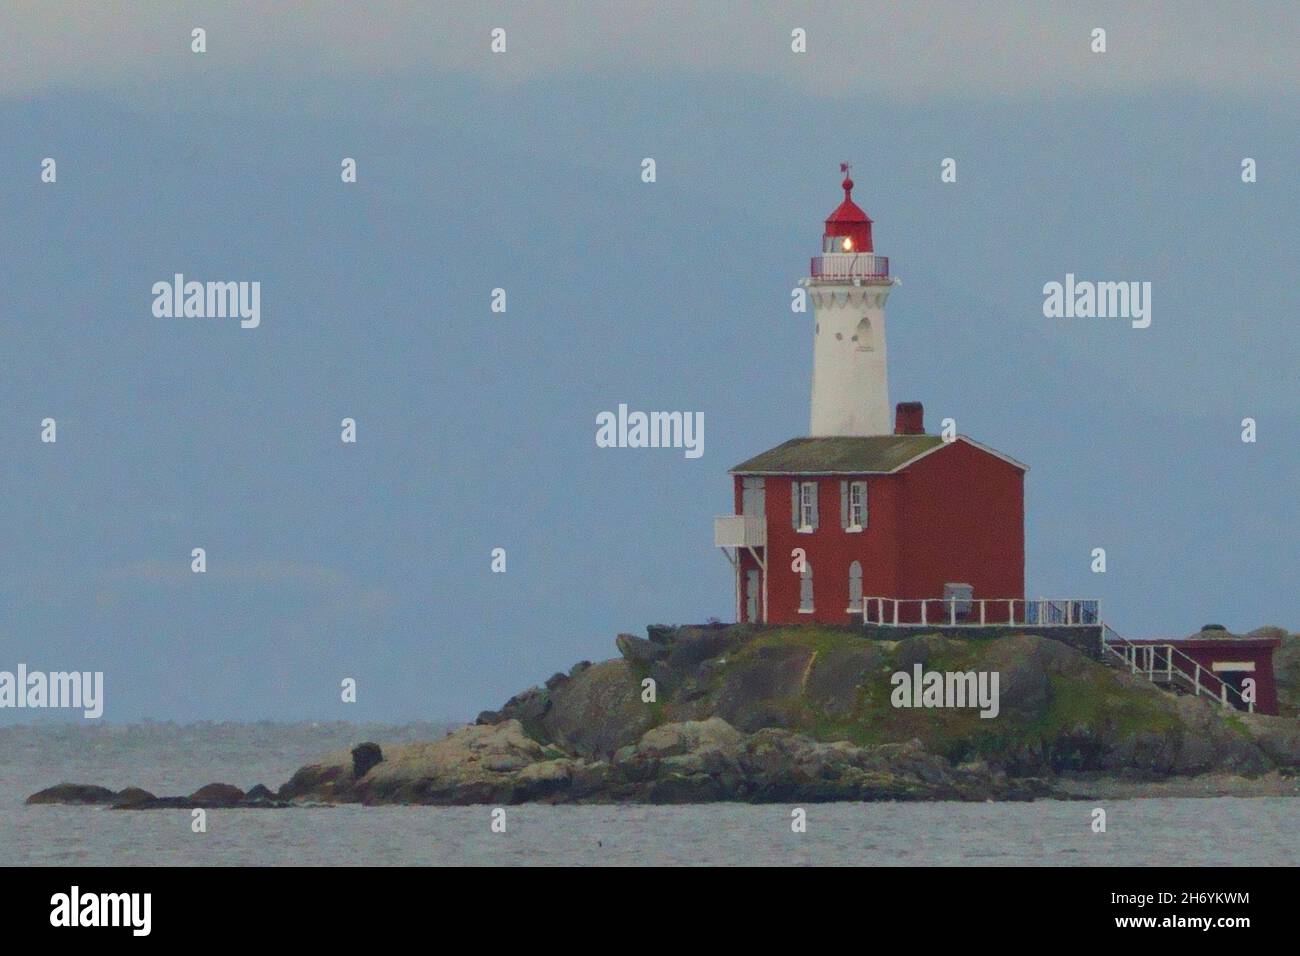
<box><xmin>840</xmin><ymin>162</ymin><xmax>854</xmax><ymax>196</ymax></box>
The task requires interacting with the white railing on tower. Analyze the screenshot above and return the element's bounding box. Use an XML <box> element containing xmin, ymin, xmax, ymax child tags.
<box><xmin>809</xmin><ymin>254</ymin><xmax>889</xmax><ymax>280</ymax></box>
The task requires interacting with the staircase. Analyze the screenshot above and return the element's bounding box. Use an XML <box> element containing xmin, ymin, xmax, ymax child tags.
<box><xmin>1100</xmin><ymin>624</ymin><xmax>1252</xmax><ymax>712</ymax></box>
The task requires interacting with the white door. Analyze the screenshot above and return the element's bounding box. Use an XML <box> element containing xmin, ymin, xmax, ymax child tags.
<box><xmin>745</xmin><ymin>569</ymin><xmax>760</xmax><ymax>622</ymax></box>
<box><xmin>742</xmin><ymin>477</ymin><xmax>765</xmax><ymax>516</ymax></box>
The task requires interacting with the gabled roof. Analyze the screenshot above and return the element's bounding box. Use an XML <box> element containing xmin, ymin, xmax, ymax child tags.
<box><xmin>728</xmin><ymin>435</ymin><xmax>1028</xmax><ymax>475</ymax></box>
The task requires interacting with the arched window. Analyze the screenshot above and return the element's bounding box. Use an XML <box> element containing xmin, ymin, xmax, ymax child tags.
<box><xmin>853</xmin><ymin>316</ymin><xmax>873</xmax><ymax>351</ymax></box>
<box><xmin>799</xmin><ymin>562</ymin><xmax>814</xmax><ymax>612</ymax></box>
<box><xmin>848</xmin><ymin>561</ymin><xmax>863</xmax><ymax>611</ymax></box>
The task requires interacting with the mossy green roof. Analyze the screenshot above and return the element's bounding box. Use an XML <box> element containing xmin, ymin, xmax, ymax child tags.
<box><xmin>730</xmin><ymin>435</ymin><xmax>946</xmax><ymax>474</ymax></box>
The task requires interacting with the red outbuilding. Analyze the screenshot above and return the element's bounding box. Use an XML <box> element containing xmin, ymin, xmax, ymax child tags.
<box><xmin>1114</xmin><ymin>633</ymin><xmax>1282</xmax><ymax>716</ymax></box>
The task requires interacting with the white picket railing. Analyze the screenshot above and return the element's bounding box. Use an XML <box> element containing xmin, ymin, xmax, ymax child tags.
<box><xmin>862</xmin><ymin>596</ymin><xmax>1100</xmax><ymax>628</ymax></box>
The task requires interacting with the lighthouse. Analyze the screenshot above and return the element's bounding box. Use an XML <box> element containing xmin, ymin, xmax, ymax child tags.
<box><xmin>706</xmin><ymin>165</ymin><xmax>1282</xmax><ymax>718</ymax></box>
<box><xmin>714</xmin><ymin>164</ymin><xmax>1028</xmax><ymax>627</ymax></box>
<box><xmin>805</xmin><ymin>164</ymin><xmax>896</xmax><ymax>436</ymax></box>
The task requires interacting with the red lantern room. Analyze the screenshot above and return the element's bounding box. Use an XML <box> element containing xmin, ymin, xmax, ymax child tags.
<box><xmin>822</xmin><ymin>163</ymin><xmax>873</xmax><ymax>254</ymax></box>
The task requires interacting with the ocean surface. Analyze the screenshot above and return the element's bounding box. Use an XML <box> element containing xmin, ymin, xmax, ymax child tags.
<box><xmin>2</xmin><ymin>722</ymin><xmax>1297</xmax><ymax>866</ymax></box>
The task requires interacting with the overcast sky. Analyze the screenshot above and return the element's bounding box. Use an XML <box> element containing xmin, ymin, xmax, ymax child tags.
<box><xmin>3</xmin><ymin>2</ymin><xmax>1298</xmax><ymax>98</ymax></box>
<box><xmin>1</xmin><ymin>3</ymin><xmax>1296</xmax><ymax>722</ymax></box>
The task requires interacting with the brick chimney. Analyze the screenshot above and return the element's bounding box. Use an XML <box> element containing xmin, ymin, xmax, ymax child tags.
<box><xmin>894</xmin><ymin>402</ymin><xmax>924</xmax><ymax>435</ymax></box>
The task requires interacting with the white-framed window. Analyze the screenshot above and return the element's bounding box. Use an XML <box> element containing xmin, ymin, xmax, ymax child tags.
<box><xmin>793</xmin><ymin>480</ymin><xmax>818</xmax><ymax>532</ymax></box>
<box><xmin>799</xmin><ymin>562</ymin><xmax>814</xmax><ymax>612</ymax></box>
<box><xmin>849</xmin><ymin>481</ymin><xmax>867</xmax><ymax>530</ymax></box>
<box><xmin>842</xmin><ymin>480</ymin><xmax>867</xmax><ymax>531</ymax></box>
<box><xmin>847</xmin><ymin>561</ymin><xmax>863</xmax><ymax>612</ymax></box>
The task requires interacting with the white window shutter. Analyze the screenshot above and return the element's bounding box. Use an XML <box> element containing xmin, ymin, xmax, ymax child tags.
<box><xmin>840</xmin><ymin>481</ymin><xmax>848</xmax><ymax>529</ymax></box>
<box><xmin>859</xmin><ymin>481</ymin><xmax>869</xmax><ymax>527</ymax></box>
<box><xmin>791</xmin><ymin>480</ymin><xmax>800</xmax><ymax>529</ymax></box>
<box><xmin>810</xmin><ymin>482</ymin><xmax>819</xmax><ymax>530</ymax></box>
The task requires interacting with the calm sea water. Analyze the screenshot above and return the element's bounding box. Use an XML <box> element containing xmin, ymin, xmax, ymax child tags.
<box><xmin>2</xmin><ymin>722</ymin><xmax>1297</xmax><ymax>866</ymax></box>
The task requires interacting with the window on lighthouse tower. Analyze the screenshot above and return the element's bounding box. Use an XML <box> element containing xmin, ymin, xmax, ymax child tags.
<box><xmin>853</xmin><ymin>316</ymin><xmax>873</xmax><ymax>351</ymax></box>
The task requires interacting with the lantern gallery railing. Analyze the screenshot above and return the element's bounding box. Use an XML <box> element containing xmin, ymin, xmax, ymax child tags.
<box><xmin>809</xmin><ymin>254</ymin><xmax>890</xmax><ymax>280</ymax></box>
<box><xmin>862</xmin><ymin>597</ymin><xmax>1100</xmax><ymax>628</ymax></box>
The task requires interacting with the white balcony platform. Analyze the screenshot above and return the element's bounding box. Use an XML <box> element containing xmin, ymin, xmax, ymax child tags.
<box><xmin>714</xmin><ymin>515</ymin><xmax>766</xmax><ymax>548</ymax></box>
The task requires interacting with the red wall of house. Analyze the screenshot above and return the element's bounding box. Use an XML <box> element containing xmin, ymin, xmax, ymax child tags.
<box><xmin>897</xmin><ymin>441</ymin><xmax>1025</xmax><ymax>610</ymax></box>
<box><xmin>759</xmin><ymin>474</ymin><xmax>903</xmax><ymax>625</ymax></box>
<box><xmin>733</xmin><ymin>440</ymin><xmax>1025</xmax><ymax>627</ymax></box>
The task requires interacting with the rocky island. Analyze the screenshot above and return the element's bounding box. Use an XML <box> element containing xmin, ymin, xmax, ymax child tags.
<box><xmin>27</xmin><ymin>624</ymin><xmax>1300</xmax><ymax>807</ymax></box>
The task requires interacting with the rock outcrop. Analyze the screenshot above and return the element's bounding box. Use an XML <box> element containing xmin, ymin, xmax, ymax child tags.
<box><xmin>1262</xmin><ymin>627</ymin><xmax>1300</xmax><ymax>718</ymax></box>
<box><xmin>27</xmin><ymin>780</ymin><xmax>290</xmax><ymax>809</ymax></box>
<box><xmin>1240</xmin><ymin>712</ymin><xmax>1300</xmax><ymax>767</ymax></box>
<box><xmin>25</xmin><ymin>783</ymin><xmax>122</xmax><ymax>806</ymax></box>
<box><xmin>472</xmin><ymin>625</ymin><xmax>1282</xmax><ymax>779</ymax></box>
<box><xmin>351</xmin><ymin>742</ymin><xmax>383</xmax><ymax>779</ymax></box>
<box><xmin>25</xmin><ymin>623</ymin><xmax>1300</xmax><ymax>807</ymax></box>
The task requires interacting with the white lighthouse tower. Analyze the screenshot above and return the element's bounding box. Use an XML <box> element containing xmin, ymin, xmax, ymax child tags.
<box><xmin>804</xmin><ymin>165</ymin><xmax>897</xmax><ymax>436</ymax></box>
